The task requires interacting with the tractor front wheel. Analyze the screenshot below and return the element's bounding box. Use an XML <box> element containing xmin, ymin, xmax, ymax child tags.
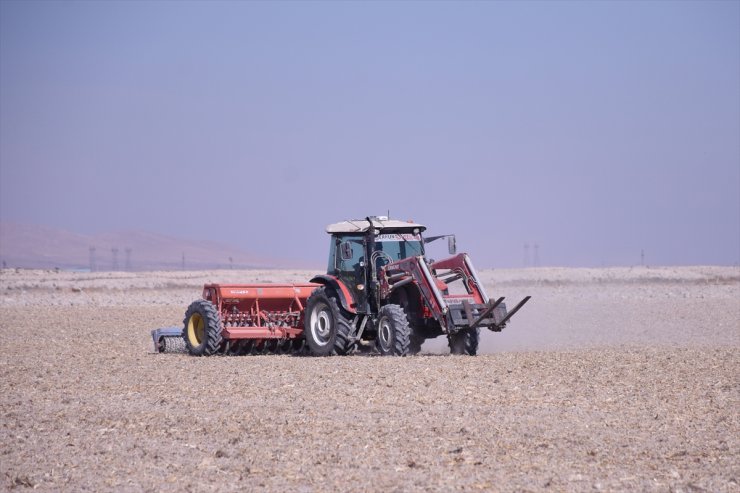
<box><xmin>409</xmin><ymin>332</ymin><xmax>425</xmax><ymax>355</ymax></box>
<box><xmin>376</xmin><ymin>304</ymin><xmax>411</xmax><ymax>356</ymax></box>
<box><xmin>448</xmin><ymin>328</ymin><xmax>480</xmax><ymax>356</ymax></box>
<box><xmin>183</xmin><ymin>299</ymin><xmax>223</xmax><ymax>356</ymax></box>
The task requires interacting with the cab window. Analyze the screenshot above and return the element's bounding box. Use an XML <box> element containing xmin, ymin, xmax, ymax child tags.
<box><xmin>335</xmin><ymin>235</ymin><xmax>365</xmax><ymax>272</ymax></box>
<box><xmin>373</xmin><ymin>233</ymin><xmax>423</xmax><ymax>261</ymax></box>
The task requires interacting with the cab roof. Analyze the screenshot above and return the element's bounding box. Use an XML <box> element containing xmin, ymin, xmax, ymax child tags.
<box><xmin>326</xmin><ymin>218</ymin><xmax>427</xmax><ymax>234</ymax></box>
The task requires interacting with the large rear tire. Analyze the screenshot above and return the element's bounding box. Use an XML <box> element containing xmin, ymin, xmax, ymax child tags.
<box><xmin>183</xmin><ymin>299</ymin><xmax>223</xmax><ymax>356</ymax></box>
<box><xmin>304</xmin><ymin>287</ymin><xmax>354</xmax><ymax>356</ymax></box>
<box><xmin>448</xmin><ymin>328</ymin><xmax>480</xmax><ymax>356</ymax></box>
<box><xmin>376</xmin><ymin>304</ymin><xmax>411</xmax><ymax>356</ymax></box>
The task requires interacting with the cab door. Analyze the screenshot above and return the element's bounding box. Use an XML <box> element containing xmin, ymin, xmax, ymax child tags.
<box><xmin>332</xmin><ymin>234</ymin><xmax>369</xmax><ymax>313</ymax></box>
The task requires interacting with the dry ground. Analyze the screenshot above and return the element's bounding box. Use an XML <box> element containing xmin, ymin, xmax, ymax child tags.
<box><xmin>0</xmin><ymin>266</ymin><xmax>738</xmax><ymax>492</ymax></box>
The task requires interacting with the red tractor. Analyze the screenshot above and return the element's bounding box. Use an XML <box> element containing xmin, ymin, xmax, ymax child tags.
<box><xmin>152</xmin><ymin>216</ymin><xmax>529</xmax><ymax>356</ymax></box>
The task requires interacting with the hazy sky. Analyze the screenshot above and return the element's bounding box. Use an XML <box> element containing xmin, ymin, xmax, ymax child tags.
<box><xmin>1</xmin><ymin>0</ymin><xmax>738</xmax><ymax>268</ymax></box>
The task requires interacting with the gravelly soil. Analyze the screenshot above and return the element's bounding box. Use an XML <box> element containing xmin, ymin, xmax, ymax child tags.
<box><xmin>0</xmin><ymin>267</ymin><xmax>738</xmax><ymax>492</ymax></box>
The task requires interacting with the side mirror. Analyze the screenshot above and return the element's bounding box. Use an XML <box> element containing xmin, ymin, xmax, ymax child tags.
<box><xmin>448</xmin><ymin>236</ymin><xmax>457</xmax><ymax>255</ymax></box>
<box><xmin>340</xmin><ymin>241</ymin><xmax>353</xmax><ymax>260</ymax></box>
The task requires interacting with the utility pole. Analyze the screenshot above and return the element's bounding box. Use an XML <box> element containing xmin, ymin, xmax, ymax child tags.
<box><xmin>229</xmin><ymin>256</ymin><xmax>233</xmax><ymax>270</ymax></box>
<box><xmin>181</xmin><ymin>252</ymin><xmax>185</xmax><ymax>271</ymax></box>
<box><xmin>89</xmin><ymin>247</ymin><xmax>96</xmax><ymax>272</ymax></box>
<box><xmin>125</xmin><ymin>248</ymin><xmax>132</xmax><ymax>271</ymax></box>
<box><xmin>533</xmin><ymin>243</ymin><xmax>540</xmax><ymax>267</ymax></box>
<box><xmin>111</xmin><ymin>248</ymin><xmax>119</xmax><ymax>271</ymax></box>
<box><xmin>523</xmin><ymin>243</ymin><xmax>530</xmax><ymax>268</ymax></box>
<box><xmin>641</xmin><ymin>249</ymin><xmax>645</xmax><ymax>267</ymax></box>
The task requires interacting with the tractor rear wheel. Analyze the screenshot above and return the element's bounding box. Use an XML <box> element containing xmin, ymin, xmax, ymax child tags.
<box><xmin>183</xmin><ymin>299</ymin><xmax>223</xmax><ymax>356</ymax></box>
<box><xmin>304</xmin><ymin>287</ymin><xmax>354</xmax><ymax>356</ymax></box>
<box><xmin>448</xmin><ymin>328</ymin><xmax>480</xmax><ymax>356</ymax></box>
<box><xmin>376</xmin><ymin>304</ymin><xmax>411</xmax><ymax>356</ymax></box>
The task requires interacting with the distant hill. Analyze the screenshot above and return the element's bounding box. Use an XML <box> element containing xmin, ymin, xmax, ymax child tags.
<box><xmin>0</xmin><ymin>221</ymin><xmax>282</xmax><ymax>271</ymax></box>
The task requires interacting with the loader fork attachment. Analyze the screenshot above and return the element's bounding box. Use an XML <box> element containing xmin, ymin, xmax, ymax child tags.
<box><xmin>498</xmin><ymin>296</ymin><xmax>531</xmax><ymax>326</ymax></box>
<box><xmin>462</xmin><ymin>297</ymin><xmax>505</xmax><ymax>330</ymax></box>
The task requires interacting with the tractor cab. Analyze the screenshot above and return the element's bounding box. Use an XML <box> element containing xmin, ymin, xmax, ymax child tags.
<box><xmin>324</xmin><ymin>217</ymin><xmax>427</xmax><ymax>313</ymax></box>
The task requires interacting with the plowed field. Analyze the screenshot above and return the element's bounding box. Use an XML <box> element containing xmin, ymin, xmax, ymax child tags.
<box><xmin>1</xmin><ymin>267</ymin><xmax>738</xmax><ymax>492</ymax></box>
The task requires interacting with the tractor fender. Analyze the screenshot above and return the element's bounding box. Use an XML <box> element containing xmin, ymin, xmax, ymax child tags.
<box><xmin>309</xmin><ymin>275</ymin><xmax>357</xmax><ymax>314</ymax></box>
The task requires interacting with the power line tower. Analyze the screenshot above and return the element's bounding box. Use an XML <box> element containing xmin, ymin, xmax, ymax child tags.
<box><xmin>523</xmin><ymin>243</ymin><xmax>530</xmax><ymax>267</ymax></box>
<box><xmin>533</xmin><ymin>243</ymin><xmax>540</xmax><ymax>267</ymax></box>
<box><xmin>89</xmin><ymin>247</ymin><xmax>96</xmax><ymax>272</ymax></box>
<box><xmin>229</xmin><ymin>256</ymin><xmax>234</xmax><ymax>270</ymax></box>
<box><xmin>125</xmin><ymin>248</ymin><xmax>132</xmax><ymax>271</ymax></box>
<box><xmin>111</xmin><ymin>248</ymin><xmax>119</xmax><ymax>271</ymax></box>
<box><xmin>181</xmin><ymin>252</ymin><xmax>185</xmax><ymax>271</ymax></box>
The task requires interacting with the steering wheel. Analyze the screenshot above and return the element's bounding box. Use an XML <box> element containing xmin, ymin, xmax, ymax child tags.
<box><xmin>372</xmin><ymin>251</ymin><xmax>394</xmax><ymax>269</ymax></box>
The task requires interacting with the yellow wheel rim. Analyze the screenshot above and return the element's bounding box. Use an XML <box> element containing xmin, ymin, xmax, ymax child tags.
<box><xmin>187</xmin><ymin>313</ymin><xmax>205</xmax><ymax>347</ymax></box>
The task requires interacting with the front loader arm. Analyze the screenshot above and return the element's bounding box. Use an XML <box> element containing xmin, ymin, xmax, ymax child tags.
<box><xmin>379</xmin><ymin>256</ymin><xmax>450</xmax><ymax>329</ymax></box>
<box><xmin>431</xmin><ymin>253</ymin><xmax>531</xmax><ymax>333</ymax></box>
<box><xmin>429</xmin><ymin>253</ymin><xmax>488</xmax><ymax>303</ymax></box>
<box><xmin>380</xmin><ymin>253</ymin><xmax>530</xmax><ymax>334</ymax></box>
